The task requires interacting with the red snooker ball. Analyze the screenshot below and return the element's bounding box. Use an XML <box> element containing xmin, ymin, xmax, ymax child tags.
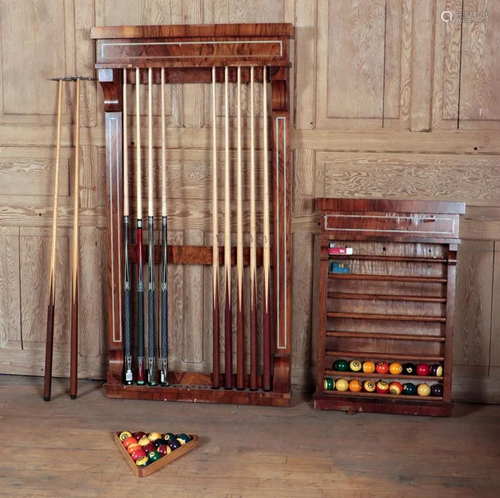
<box><xmin>375</xmin><ymin>362</ymin><xmax>389</xmax><ymax>374</ymax></box>
<box><xmin>130</xmin><ymin>449</ymin><xmax>147</xmax><ymax>462</ymax></box>
<box><xmin>416</xmin><ymin>363</ymin><xmax>430</xmax><ymax>376</ymax></box>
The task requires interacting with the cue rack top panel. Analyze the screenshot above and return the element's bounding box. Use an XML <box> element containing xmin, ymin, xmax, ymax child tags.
<box><xmin>92</xmin><ymin>23</ymin><xmax>293</xmax><ymax>406</ymax></box>
<box><xmin>314</xmin><ymin>198</ymin><xmax>465</xmax><ymax>417</ymax></box>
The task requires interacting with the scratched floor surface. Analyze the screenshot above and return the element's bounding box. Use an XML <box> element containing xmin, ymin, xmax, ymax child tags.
<box><xmin>0</xmin><ymin>375</ymin><xmax>499</xmax><ymax>498</ymax></box>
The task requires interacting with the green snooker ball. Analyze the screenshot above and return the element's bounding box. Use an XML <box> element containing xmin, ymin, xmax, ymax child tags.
<box><xmin>334</xmin><ymin>359</ymin><xmax>349</xmax><ymax>372</ymax></box>
<box><xmin>402</xmin><ymin>382</ymin><xmax>417</xmax><ymax>395</ymax></box>
<box><xmin>324</xmin><ymin>377</ymin><xmax>335</xmax><ymax>391</ymax></box>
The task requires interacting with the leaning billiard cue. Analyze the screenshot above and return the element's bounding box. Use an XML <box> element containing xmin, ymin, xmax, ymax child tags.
<box><xmin>43</xmin><ymin>78</ymin><xmax>63</xmax><ymax>402</ymax></box>
<box><xmin>147</xmin><ymin>68</ymin><xmax>156</xmax><ymax>386</ymax></box>
<box><xmin>135</xmin><ymin>67</ymin><xmax>145</xmax><ymax>385</ymax></box>
<box><xmin>69</xmin><ymin>77</ymin><xmax>81</xmax><ymax>399</ymax></box>
<box><xmin>123</xmin><ymin>68</ymin><xmax>133</xmax><ymax>385</ymax></box>
<box><xmin>212</xmin><ymin>67</ymin><xmax>221</xmax><ymax>389</ymax></box>
<box><xmin>236</xmin><ymin>66</ymin><xmax>245</xmax><ymax>390</ymax></box>
<box><xmin>224</xmin><ymin>66</ymin><xmax>233</xmax><ymax>389</ymax></box>
<box><xmin>249</xmin><ymin>66</ymin><xmax>258</xmax><ymax>390</ymax></box>
<box><xmin>159</xmin><ymin>67</ymin><xmax>170</xmax><ymax>387</ymax></box>
<box><xmin>262</xmin><ymin>67</ymin><xmax>272</xmax><ymax>391</ymax></box>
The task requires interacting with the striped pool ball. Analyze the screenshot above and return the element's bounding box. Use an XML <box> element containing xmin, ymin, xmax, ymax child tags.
<box><xmin>167</xmin><ymin>439</ymin><xmax>181</xmax><ymax>451</ymax></box>
<box><xmin>363</xmin><ymin>380</ymin><xmax>376</xmax><ymax>393</ymax></box>
<box><xmin>429</xmin><ymin>364</ymin><xmax>444</xmax><ymax>377</ymax></box>
<box><xmin>122</xmin><ymin>437</ymin><xmax>137</xmax><ymax>449</ymax></box>
<box><xmin>162</xmin><ymin>433</ymin><xmax>175</xmax><ymax>442</ymax></box>
<box><xmin>376</xmin><ymin>381</ymin><xmax>389</xmax><ymax>394</ymax></box>
<box><xmin>136</xmin><ymin>456</ymin><xmax>149</xmax><ymax>467</ymax></box>
<box><xmin>176</xmin><ymin>434</ymin><xmax>191</xmax><ymax>445</ymax></box>
<box><xmin>389</xmin><ymin>382</ymin><xmax>403</xmax><ymax>395</ymax></box>
<box><xmin>349</xmin><ymin>360</ymin><xmax>362</xmax><ymax>372</ymax></box>
<box><xmin>157</xmin><ymin>444</ymin><xmax>172</xmax><ymax>457</ymax></box>
<box><xmin>119</xmin><ymin>431</ymin><xmax>133</xmax><ymax>442</ymax></box>
<box><xmin>324</xmin><ymin>377</ymin><xmax>335</xmax><ymax>391</ymax></box>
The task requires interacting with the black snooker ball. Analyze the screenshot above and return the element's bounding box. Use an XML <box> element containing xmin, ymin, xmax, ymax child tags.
<box><xmin>403</xmin><ymin>363</ymin><xmax>416</xmax><ymax>375</ymax></box>
<box><xmin>167</xmin><ymin>439</ymin><xmax>181</xmax><ymax>451</ymax></box>
<box><xmin>431</xmin><ymin>384</ymin><xmax>444</xmax><ymax>397</ymax></box>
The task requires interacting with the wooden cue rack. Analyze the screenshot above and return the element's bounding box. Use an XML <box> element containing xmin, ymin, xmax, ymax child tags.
<box><xmin>314</xmin><ymin>198</ymin><xmax>465</xmax><ymax>417</ymax></box>
<box><xmin>91</xmin><ymin>24</ymin><xmax>293</xmax><ymax>406</ymax></box>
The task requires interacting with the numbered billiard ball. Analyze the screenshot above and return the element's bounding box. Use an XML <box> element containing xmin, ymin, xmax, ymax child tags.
<box><xmin>431</xmin><ymin>384</ymin><xmax>444</xmax><ymax>397</ymax></box>
<box><xmin>416</xmin><ymin>363</ymin><xmax>430</xmax><ymax>376</ymax></box>
<box><xmin>133</xmin><ymin>431</ymin><xmax>147</xmax><ymax>441</ymax></box>
<box><xmin>138</xmin><ymin>437</ymin><xmax>151</xmax><ymax>447</ymax></box>
<box><xmin>417</xmin><ymin>383</ymin><xmax>431</xmax><ymax>397</ymax></box>
<box><xmin>153</xmin><ymin>438</ymin><xmax>168</xmax><ymax>448</ymax></box>
<box><xmin>403</xmin><ymin>363</ymin><xmax>416</xmax><ymax>375</ymax></box>
<box><xmin>147</xmin><ymin>451</ymin><xmax>161</xmax><ymax>463</ymax></box>
<box><xmin>127</xmin><ymin>443</ymin><xmax>141</xmax><ymax>455</ymax></box>
<box><xmin>157</xmin><ymin>444</ymin><xmax>172</xmax><ymax>456</ymax></box>
<box><xmin>334</xmin><ymin>359</ymin><xmax>349</xmax><ymax>372</ymax></box>
<box><xmin>389</xmin><ymin>382</ymin><xmax>403</xmax><ymax>395</ymax></box>
<box><xmin>363</xmin><ymin>380</ymin><xmax>376</xmax><ymax>393</ymax></box>
<box><xmin>389</xmin><ymin>362</ymin><xmax>403</xmax><ymax>375</ymax></box>
<box><xmin>136</xmin><ymin>456</ymin><xmax>149</xmax><ymax>467</ymax></box>
<box><xmin>363</xmin><ymin>361</ymin><xmax>376</xmax><ymax>374</ymax></box>
<box><xmin>162</xmin><ymin>433</ymin><xmax>175</xmax><ymax>442</ymax></box>
<box><xmin>335</xmin><ymin>379</ymin><xmax>349</xmax><ymax>392</ymax></box>
<box><xmin>119</xmin><ymin>431</ymin><xmax>133</xmax><ymax>442</ymax></box>
<box><xmin>349</xmin><ymin>379</ymin><xmax>363</xmax><ymax>392</ymax></box>
<box><xmin>130</xmin><ymin>449</ymin><xmax>146</xmax><ymax>462</ymax></box>
<box><xmin>167</xmin><ymin>439</ymin><xmax>181</xmax><ymax>451</ymax></box>
<box><xmin>176</xmin><ymin>433</ymin><xmax>192</xmax><ymax>445</ymax></box>
<box><xmin>376</xmin><ymin>362</ymin><xmax>389</xmax><ymax>374</ymax></box>
<box><xmin>143</xmin><ymin>443</ymin><xmax>156</xmax><ymax>454</ymax></box>
<box><xmin>349</xmin><ymin>360</ymin><xmax>362</xmax><ymax>372</ymax></box>
<box><xmin>148</xmin><ymin>432</ymin><xmax>162</xmax><ymax>442</ymax></box>
<box><xmin>324</xmin><ymin>377</ymin><xmax>335</xmax><ymax>391</ymax></box>
<box><xmin>429</xmin><ymin>364</ymin><xmax>443</xmax><ymax>377</ymax></box>
<box><xmin>122</xmin><ymin>437</ymin><xmax>137</xmax><ymax>449</ymax></box>
<box><xmin>376</xmin><ymin>381</ymin><xmax>389</xmax><ymax>394</ymax></box>
<box><xmin>403</xmin><ymin>383</ymin><xmax>417</xmax><ymax>395</ymax></box>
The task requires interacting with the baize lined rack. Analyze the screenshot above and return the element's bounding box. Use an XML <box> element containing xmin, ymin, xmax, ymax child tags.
<box><xmin>314</xmin><ymin>198</ymin><xmax>465</xmax><ymax>417</ymax></box>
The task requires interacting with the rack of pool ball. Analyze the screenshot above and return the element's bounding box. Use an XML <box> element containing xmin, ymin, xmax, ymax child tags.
<box><xmin>116</xmin><ymin>430</ymin><xmax>199</xmax><ymax>477</ymax></box>
<box><xmin>323</xmin><ymin>359</ymin><xmax>444</xmax><ymax>398</ymax></box>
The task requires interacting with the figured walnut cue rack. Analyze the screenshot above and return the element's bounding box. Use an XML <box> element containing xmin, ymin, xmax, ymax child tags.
<box><xmin>91</xmin><ymin>24</ymin><xmax>293</xmax><ymax>406</ymax></box>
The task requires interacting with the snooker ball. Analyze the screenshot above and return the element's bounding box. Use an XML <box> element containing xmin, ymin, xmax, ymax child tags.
<box><xmin>148</xmin><ymin>432</ymin><xmax>162</xmax><ymax>442</ymax></box>
<box><xmin>389</xmin><ymin>382</ymin><xmax>403</xmax><ymax>395</ymax></box>
<box><xmin>138</xmin><ymin>437</ymin><xmax>151</xmax><ymax>447</ymax></box>
<box><xmin>402</xmin><ymin>383</ymin><xmax>417</xmax><ymax>396</ymax></box>
<box><xmin>324</xmin><ymin>377</ymin><xmax>335</xmax><ymax>391</ymax></box>
<box><xmin>403</xmin><ymin>363</ymin><xmax>416</xmax><ymax>375</ymax></box>
<box><xmin>153</xmin><ymin>438</ymin><xmax>168</xmax><ymax>448</ymax></box>
<box><xmin>429</xmin><ymin>364</ymin><xmax>444</xmax><ymax>377</ymax></box>
<box><xmin>167</xmin><ymin>439</ymin><xmax>181</xmax><ymax>451</ymax></box>
<box><xmin>376</xmin><ymin>380</ymin><xmax>390</xmax><ymax>394</ymax></box>
<box><xmin>157</xmin><ymin>444</ymin><xmax>172</xmax><ymax>456</ymax></box>
<box><xmin>127</xmin><ymin>443</ymin><xmax>141</xmax><ymax>455</ymax></box>
<box><xmin>375</xmin><ymin>362</ymin><xmax>390</xmax><ymax>375</ymax></box>
<box><xmin>334</xmin><ymin>359</ymin><xmax>349</xmax><ymax>372</ymax></box>
<box><xmin>335</xmin><ymin>379</ymin><xmax>349</xmax><ymax>392</ymax></box>
<box><xmin>176</xmin><ymin>434</ymin><xmax>191</xmax><ymax>445</ymax></box>
<box><xmin>417</xmin><ymin>383</ymin><xmax>431</xmax><ymax>397</ymax></box>
<box><xmin>349</xmin><ymin>379</ymin><xmax>363</xmax><ymax>392</ymax></box>
<box><xmin>162</xmin><ymin>433</ymin><xmax>176</xmax><ymax>442</ymax></box>
<box><xmin>119</xmin><ymin>431</ymin><xmax>133</xmax><ymax>442</ymax></box>
<box><xmin>416</xmin><ymin>363</ymin><xmax>430</xmax><ymax>376</ymax></box>
<box><xmin>431</xmin><ymin>384</ymin><xmax>444</xmax><ymax>397</ymax></box>
<box><xmin>133</xmin><ymin>431</ymin><xmax>147</xmax><ymax>441</ymax></box>
<box><xmin>147</xmin><ymin>451</ymin><xmax>161</xmax><ymax>462</ymax></box>
<box><xmin>349</xmin><ymin>360</ymin><xmax>362</xmax><ymax>372</ymax></box>
<box><xmin>143</xmin><ymin>443</ymin><xmax>156</xmax><ymax>454</ymax></box>
<box><xmin>122</xmin><ymin>437</ymin><xmax>137</xmax><ymax>449</ymax></box>
<box><xmin>136</xmin><ymin>456</ymin><xmax>149</xmax><ymax>467</ymax></box>
<box><xmin>389</xmin><ymin>362</ymin><xmax>403</xmax><ymax>375</ymax></box>
<box><xmin>363</xmin><ymin>380</ymin><xmax>376</xmax><ymax>393</ymax></box>
<box><xmin>363</xmin><ymin>361</ymin><xmax>376</xmax><ymax>374</ymax></box>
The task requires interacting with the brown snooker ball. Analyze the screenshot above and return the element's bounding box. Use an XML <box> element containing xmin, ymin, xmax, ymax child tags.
<box><xmin>143</xmin><ymin>443</ymin><xmax>156</xmax><ymax>454</ymax></box>
<box><xmin>157</xmin><ymin>444</ymin><xmax>172</xmax><ymax>457</ymax></box>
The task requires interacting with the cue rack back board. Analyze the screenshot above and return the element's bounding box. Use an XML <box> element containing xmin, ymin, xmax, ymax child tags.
<box><xmin>314</xmin><ymin>198</ymin><xmax>465</xmax><ymax>417</ymax></box>
<box><xmin>91</xmin><ymin>24</ymin><xmax>293</xmax><ymax>406</ymax></box>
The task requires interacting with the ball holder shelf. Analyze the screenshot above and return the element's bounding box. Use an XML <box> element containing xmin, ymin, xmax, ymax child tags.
<box><xmin>314</xmin><ymin>198</ymin><xmax>465</xmax><ymax>417</ymax></box>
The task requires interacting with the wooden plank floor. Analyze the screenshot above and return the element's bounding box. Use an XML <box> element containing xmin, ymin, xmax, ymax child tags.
<box><xmin>0</xmin><ymin>375</ymin><xmax>499</xmax><ymax>497</ymax></box>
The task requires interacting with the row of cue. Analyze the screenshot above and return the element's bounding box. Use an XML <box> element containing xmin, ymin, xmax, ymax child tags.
<box><xmin>44</xmin><ymin>76</ymin><xmax>92</xmax><ymax>401</ymax></box>
<box><xmin>43</xmin><ymin>66</ymin><xmax>273</xmax><ymax>400</ymax></box>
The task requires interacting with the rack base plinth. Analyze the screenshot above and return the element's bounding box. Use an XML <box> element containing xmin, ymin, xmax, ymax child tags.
<box><xmin>105</xmin><ymin>383</ymin><xmax>291</xmax><ymax>407</ymax></box>
<box><xmin>313</xmin><ymin>394</ymin><xmax>453</xmax><ymax>417</ymax></box>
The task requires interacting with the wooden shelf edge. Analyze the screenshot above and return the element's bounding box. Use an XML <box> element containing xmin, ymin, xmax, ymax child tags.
<box><xmin>323</xmin><ymin>370</ymin><xmax>443</xmax><ymax>381</ymax></box>
<box><xmin>326</xmin><ymin>312</ymin><xmax>446</xmax><ymax>322</ymax></box>
<box><xmin>329</xmin><ymin>274</ymin><xmax>447</xmax><ymax>283</ymax></box>
<box><xmin>324</xmin><ymin>351</ymin><xmax>445</xmax><ymax>362</ymax></box>
<box><xmin>327</xmin><ymin>293</ymin><xmax>447</xmax><ymax>303</ymax></box>
<box><xmin>325</xmin><ymin>331</ymin><xmax>446</xmax><ymax>342</ymax></box>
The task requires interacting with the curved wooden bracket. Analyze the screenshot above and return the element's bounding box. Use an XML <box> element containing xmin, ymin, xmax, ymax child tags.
<box><xmin>98</xmin><ymin>68</ymin><xmax>122</xmax><ymax>112</ymax></box>
<box><xmin>271</xmin><ymin>79</ymin><xmax>288</xmax><ymax>112</ymax></box>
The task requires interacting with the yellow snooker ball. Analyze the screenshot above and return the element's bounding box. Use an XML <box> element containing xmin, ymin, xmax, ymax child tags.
<box><xmin>335</xmin><ymin>379</ymin><xmax>349</xmax><ymax>392</ymax></box>
<box><xmin>363</xmin><ymin>361</ymin><xmax>376</xmax><ymax>374</ymax></box>
<box><xmin>417</xmin><ymin>383</ymin><xmax>431</xmax><ymax>397</ymax></box>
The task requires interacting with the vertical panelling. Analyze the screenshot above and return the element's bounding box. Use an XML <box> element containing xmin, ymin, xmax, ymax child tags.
<box><xmin>293</xmin><ymin>149</ymin><xmax>316</xmax><ymax>215</ymax></box>
<box><xmin>489</xmin><ymin>241</ymin><xmax>500</xmax><ymax>368</ymax></box>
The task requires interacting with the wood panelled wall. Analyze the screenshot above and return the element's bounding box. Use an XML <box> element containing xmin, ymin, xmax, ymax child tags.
<box><xmin>1</xmin><ymin>0</ymin><xmax>499</xmax><ymax>403</ymax></box>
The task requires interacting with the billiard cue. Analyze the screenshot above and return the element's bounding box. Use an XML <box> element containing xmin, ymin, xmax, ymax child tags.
<box><xmin>43</xmin><ymin>78</ymin><xmax>63</xmax><ymax>402</ymax></box>
<box><xmin>262</xmin><ymin>66</ymin><xmax>272</xmax><ymax>391</ymax></box>
<box><xmin>135</xmin><ymin>67</ymin><xmax>145</xmax><ymax>385</ymax></box>
<box><xmin>212</xmin><ymin>66</ymin><xmax>221</xmax><ymax>389</ymax></box>
<box><xmin>224</xmin><ymin>66</ymin><xmax>233</xmax><ymax>389</ymax></box>
<box><xmin>147</xmin><ymin>68</ymin><xmax>156</xmax><ymax>386</ymax></box>
<box><xmin>236</xmin><ymin>66</ymin><xmax>245</xmax><ymax>390</ymax></box>
<box><xmin>159</xmin><ymin>67</ymin><xmax>170</xmax><ymax>387</ymax></box>
<box><xmin>123</xmin><ymin>68</ymin><xmax>133</xmax><ymax>385</ymax></box>
<box><xmin>249</xmin><ymin>66</ymin><xmax>258</xmax><ymax>390</ymax></box>
<box><xmin>69</xmin><ymin>77</ymin><xmax>81</xmax><ymax>399</ymax></box>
